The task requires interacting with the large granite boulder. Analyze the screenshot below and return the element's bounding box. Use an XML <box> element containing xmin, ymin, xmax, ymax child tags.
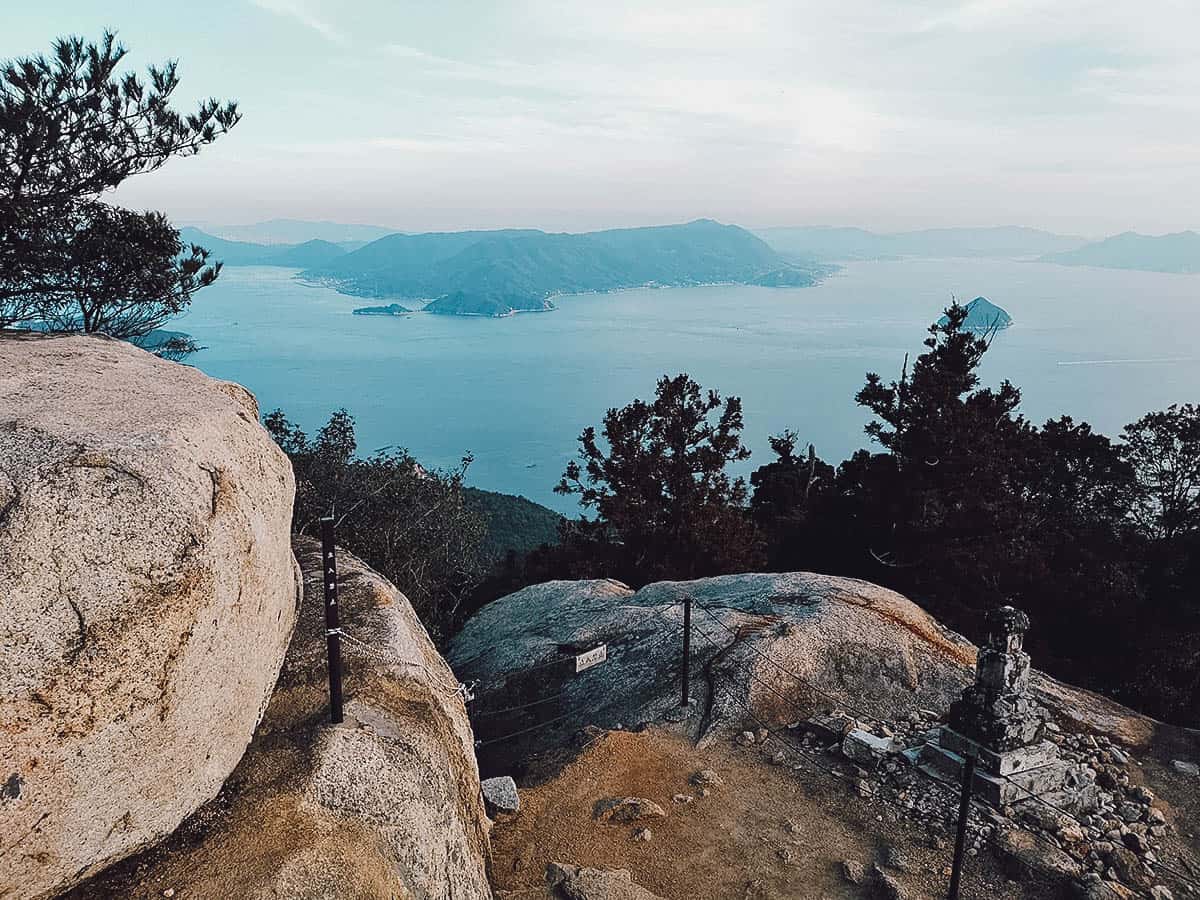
<box><xmin>450</xmin><ymin>573</ymin><xmax>1154</xmax><ymax>755</ymax></box>
<box><xmin>0</xmin><ymin>335</ymin><xmax>299</xmax><ymax>899</ymax></box>
<box><xmin>69</xmin><ymin>537</ymin><xmax>492</xmax><ymax>899</ymax></box>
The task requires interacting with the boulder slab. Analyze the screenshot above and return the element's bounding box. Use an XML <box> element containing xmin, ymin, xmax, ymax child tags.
<box><xmin>451</xmin><ymin>572</ymin><xmax>1159</xmax><ymax>755</ymax></box>
<box><xmin>0</xmin><ymin>335</ymin><xmax>299</xmax><ymax>899</ymax></box>
<box><xmin>68</xmin><ymin>538</ymin><xmax>492</xmax><ymax>899</ymax></box>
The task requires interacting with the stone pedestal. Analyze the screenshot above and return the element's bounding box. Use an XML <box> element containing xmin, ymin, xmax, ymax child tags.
<box><xmin>921</xmin><ymin>727</ymin><xmax>1084</xmax><ymax>808</ymax></box>
<box><xmin>916</xmin><ymin>606</ymin><xmax>1097</xmax><ymax>813</ymax></box>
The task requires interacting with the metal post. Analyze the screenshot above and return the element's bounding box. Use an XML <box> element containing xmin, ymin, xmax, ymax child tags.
<box><xmin>947</xmin><ymin>753</ymin><xmax>977</xmax><ymax>900</ymax></box>
<box><xmin>680</xmin><ymin>596</ymin><xmax>692</xmax><ymax>707</ymax></box>
<box><xmin>320</xmin><ymin>516</ymin><xmax>344</xmax><ymax>724</ymax></box>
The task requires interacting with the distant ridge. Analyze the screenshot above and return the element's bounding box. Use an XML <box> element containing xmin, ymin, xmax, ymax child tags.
<box><xmin>195</xmin><ymin>219</ymin><xmax>397</xmax><ymax>245</ymax></box>
<box><xmin>179</xmin><ymin>228</ymin><xmax>351</xmax><ymax>268</ymax></box>
<box><xmin>757</xmin><ymin>225</ymin><xmax>1085</xmax><ymax>261</ymax></box>
<box><xmin>1040</xmin><ymin>231</ymin><xmax>1200</xmax><ymax>273</ymax></box>
<box><xmin>302</xmin><ymin>219</ymin><xmax>831</xmax><ymax>317</ymax></box>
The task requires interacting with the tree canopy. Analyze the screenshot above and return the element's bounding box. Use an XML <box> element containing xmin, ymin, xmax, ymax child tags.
<box><xmin>1</xmin><ymin>32</ymin><xmax>237</xmax><ymax>341</ymax></box>
<box><xmin>556</xmin><ymin>373</ymin><xmax>762</xmax><ymax>584</ymax></box>
<box><xmin>264</xmin><ymin>409</ymin><xmax>488</xmax><ymax>644</ymax></box>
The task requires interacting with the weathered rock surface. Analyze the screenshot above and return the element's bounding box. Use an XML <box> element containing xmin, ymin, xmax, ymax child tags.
<box><xmin>0</xmin><ymin>335</ymin><xmax>299</xmax><ymax>899</ymax></box>
<box><xmin>68</xmin><ymin>538</ymin><xmax>492</xmax><ymax>899</ymax></box>
<box><xmin>451</xmin><ymin>574</ymin><xmax>977</xmax><ymax>752</ymax></box>
<box><xmin>545</xmin><ymin>862</ymin><xmax>665</xmax><ymax>900</ymax></box>
<box><xmin>450</xmin><ymin>573</ymin><xmax>1159</xmax><ymax>756</ymax></box>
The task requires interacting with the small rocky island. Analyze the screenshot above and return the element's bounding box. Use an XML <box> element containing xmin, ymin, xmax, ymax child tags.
<box><xmin>940</xmin><ymin>296</ymin><xmax>1013</xmax><ymax>332</ymax></box>
<box><xmin>352</xmin><ymin>303</ymin><xmax>410</xmax><ymax>316</ymax></box>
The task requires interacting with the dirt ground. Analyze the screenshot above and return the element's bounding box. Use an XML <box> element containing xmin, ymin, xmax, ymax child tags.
<box><xmin>490</xmin><ymin>728</ymin><xmax>1053</xmax><ymax>900</ymax></box>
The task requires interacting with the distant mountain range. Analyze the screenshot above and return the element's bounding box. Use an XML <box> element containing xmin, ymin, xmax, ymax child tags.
<box><xmin>757</xmin><ymin>226</ymin><xmax>1086</xmax><ymax>261</ymax></box>
<box><xmin>188</xmin><ymin>218</ymin><xmax>396</xmax><ymax>245</ymax></box>
<box><xmin>300</xmin><ymin>219</ymin><xmax>830</xmax><ymax>317</ymax></box>
<box><xmin>1039</xmin><ymin>231</ymin><xmax>1200</xmax><ymax>273</ymax></box>
<box><xmin>179</xmin><ymin>228</ymin><xmax>354</xmax><ymax>268</ymax></box>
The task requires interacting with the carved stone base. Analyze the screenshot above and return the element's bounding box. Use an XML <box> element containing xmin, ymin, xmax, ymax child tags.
<box><xmin>939</xmin><ymin>728</ymin><xmax>1058</xmax><ymax>776</ymax></box>
<box><xmin>913</xmin><ymin>728</ymin><xmax>1099</xmax><ymax>812</ymax></box>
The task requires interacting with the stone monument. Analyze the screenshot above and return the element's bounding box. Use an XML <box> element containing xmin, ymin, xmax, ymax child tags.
<box><xmin>918</xmin><ymin>606</ymin><xmax>1097</xmax><ymax>812</ymax></box>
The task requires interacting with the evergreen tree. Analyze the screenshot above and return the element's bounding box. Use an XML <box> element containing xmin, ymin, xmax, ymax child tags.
<box><xmin>1</xmin><ymin>32</ymin><xmax>237</xmax><ymax>338</ymax></box>
<box><xmin>556</xmin><ymin>373</ymin><xmax>762</xmax><ymax>583</ymax></box>
<box><xmin>264</xmin><ymin>409</ymin><xmax>487</xmax><ymax>644</ymax></box>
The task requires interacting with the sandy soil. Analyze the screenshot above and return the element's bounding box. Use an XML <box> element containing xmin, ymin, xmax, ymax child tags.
<box><xmin>490</xmin><ymin>728</ymin><xmax>1053</xmax><ymax>900</ymax></box>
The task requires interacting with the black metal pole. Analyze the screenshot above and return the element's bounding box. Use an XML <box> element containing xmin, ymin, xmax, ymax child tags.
<box><xmin>320</xmin><ymin>516</ymin><xmax>344</xmax><ymax>724</ymax></box>
<box><xmin>947</xmin><ymin>753</ymin><xmax>977</xmax><ymax>900</ymax></box>
<box><xmin>681</xmin><ymin>596</ymin><xmax>692</xmax><ymax>707</ymax></box>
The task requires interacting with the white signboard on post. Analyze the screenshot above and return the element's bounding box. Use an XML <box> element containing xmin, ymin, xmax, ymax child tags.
<box><xmin>575</xmin><ymin>644</ymin><xmax>607</xmax><ymax>673</ymax></box>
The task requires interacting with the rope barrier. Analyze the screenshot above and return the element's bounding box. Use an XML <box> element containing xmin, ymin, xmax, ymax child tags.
<box><xmin>338</xmin><ymin>627</ymin><xmax>473</xmax><ymax>699</ymax></box>
<box><xmin>469</xmin><ymin>614</ymin><xmax>684</xmax><ymax>748</ymax></box>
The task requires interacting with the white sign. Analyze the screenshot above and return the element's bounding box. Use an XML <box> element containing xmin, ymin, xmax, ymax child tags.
<box><xmin>575</xmin><ymin>644</ymin><xmax>607</xmax><ymax>673</ymax></box>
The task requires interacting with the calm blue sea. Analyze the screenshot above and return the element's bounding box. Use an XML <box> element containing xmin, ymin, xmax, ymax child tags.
<box><xmin>178</xmin><ymin>260</ymin><xmax>1200</xmax><ymax>514</ymax></box>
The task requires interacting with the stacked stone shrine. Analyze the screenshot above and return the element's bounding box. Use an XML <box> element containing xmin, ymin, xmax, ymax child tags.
<box><xmin>916</xmin><ymin>606</ymin><xmax>1099</xmax><ymax>813</ymax></box>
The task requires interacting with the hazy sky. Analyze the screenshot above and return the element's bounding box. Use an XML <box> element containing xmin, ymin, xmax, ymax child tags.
<box><xmin>6</xmin><ymin>1</ymin><xmax>1200</xmax><ymax>234</ymax></box>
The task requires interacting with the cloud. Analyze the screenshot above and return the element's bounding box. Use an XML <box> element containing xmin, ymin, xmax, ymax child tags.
<box><xmin>250</xmin><ymin>0</ymin><xmax>346</xmax><ymax>44</ymax></box>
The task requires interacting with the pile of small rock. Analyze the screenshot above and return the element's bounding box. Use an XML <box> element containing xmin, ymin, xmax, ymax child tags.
<box><xmin>732</xmin><ymin>713</ymin><xmax>1190</xmax><ymax>899</ymax></box>
<box><xmin>1028</xmin><ymin>729</ymin><xmax>1178</xmax><ymax>895</ymax></box>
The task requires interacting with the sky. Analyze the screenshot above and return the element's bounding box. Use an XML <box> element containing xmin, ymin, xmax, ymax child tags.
<box><xmin>5</xmin><ymin>0</ymin><xmax>1200</xmax><ymax>235</ymax></box>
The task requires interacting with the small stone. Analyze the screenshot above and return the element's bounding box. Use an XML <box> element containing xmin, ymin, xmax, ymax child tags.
<box><xmin>1059</xmin><ymin>823</ymin><xmax>1086</xmax><ymax>843</ymax></box>
<box><xmin>1107</xmin><ymin>846</ymin><xmax>1151</xmax><ymax>890</ymax></box>
<box><xmin>481</xmin><ymin>776</ymin><xmax>520</xmax><ymax>817</ymax></box>
<box><xmin>841</xmin><ymin>859</ymin><xmax>865</xmax><ymax>884</ymax></box>
<box><xmin>690</xmin><ymin>769</ymin><xmax>724</xmax><ymax>788</ymax></box>
<box><xmin>842</xmin><ymin>729</ymin><xmax>893</xmax><ymax>768</ymax></box>
<box><xmin>632</xmin><ymin>827</ymin><xmax>652</xmax><ymax>842</ymax></box>
<box><xmin>1110</xmin><ymin>748</ymin><xmax>1129</xmax><ymax>766</ymax></box>
<box><xmin>1149</xmin><ymin>886</ymin><xmax>1174</xmax><ymax>900</ymax></box>
<box><xmin>593</xmin><ymin>797</ymin><xmax>667</xmax><ymax>824</ymax></box>
<box><xmin>1118</xmin><ymin>802</ymin><xmax>1143</xmax><ymax>824</ymax></box>
<box><xmin>872</xmin><ymin>863</ymin><xmax>909</xmax><ymax>900</ymax></box>
<box><xmin>770</xmin><ymin>750</ymin><xmax>787</xmax><ymax>765</ymax></box>
<box><xmin>856</xmin><ymin>779</ymin><xmax>875</xmax><ymax>798</ymax></box>
<box><xmin>672</xmin><ymin>793</ymin><xmax>694</xmax><ymax>804</ymax></box>
<box><xmin>1122</xmin><ymin>831</ymin><xmax>1148</xmax><ymax>854</ymax></box>
<box><xmin>883</xmin><ymin>846</ymin><xmax>916</xmax><ymax>873</ymax></box>
<box><xmin>163</xmin><ymin>892</ymin><xmax>175</xmax><ymax>899</ymax></box>
<box><xmin>757</xmin><ymin>728</ymin><xmax>770</xmax><ymax>744</ymax></box>
<box><xmin>1170</xmin><ymin>760</ymin><xmax>1199</xmax><ymax>777</ymax></box>
<box><xmin>738</xmin><ymin>731</ymin><xmax>756</xmax><ymax>747</ymax></box>
<box><xmin>783</xmin><ymin>819</ymin><xmax>804</xmax><ymax>836</ymax></box>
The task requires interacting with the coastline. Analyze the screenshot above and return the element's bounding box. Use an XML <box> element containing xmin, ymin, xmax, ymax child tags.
<box><xmin>303</xmin><ymin>263</ymin><xmax>841</xmax><ymax>319</ymax></box>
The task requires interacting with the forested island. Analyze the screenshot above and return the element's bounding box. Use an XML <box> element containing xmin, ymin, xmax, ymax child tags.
<box><xmin>938</xmin><ymin>296</ymin><xmax>1012</xmax><ymax>332</ymax></box>
<box><xmin>352</xmin><ymin>303</ymin><xmax>410</xmax><ymax>316</ymax></box>
<box><xmin>300</xmin><ymin>219</ymin><xmax>832</xmax><ymax>317</ymax></box>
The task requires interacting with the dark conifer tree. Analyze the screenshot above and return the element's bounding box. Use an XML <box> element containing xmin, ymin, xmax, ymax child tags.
<box><xmin>0</xmin><ymin>32</ymin><xmax>237</xmax><ymax>340</ymax></box>
<box><xmin>556</xmin><ymin>373</ymin><xmax>763</xmax><ymax>584</ymax></box>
